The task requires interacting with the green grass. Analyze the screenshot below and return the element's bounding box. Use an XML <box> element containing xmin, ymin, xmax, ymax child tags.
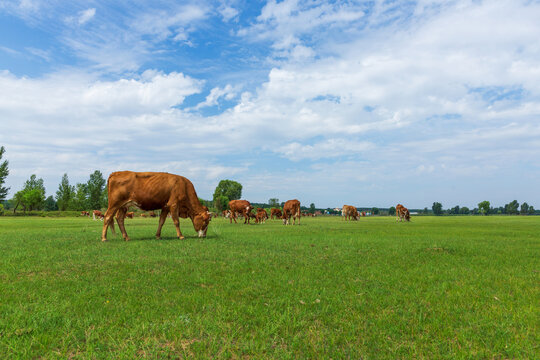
<box><xmin>0</xmin><ymin>216</ymin><xmax>538</xmax><ymax>359</ymax></box>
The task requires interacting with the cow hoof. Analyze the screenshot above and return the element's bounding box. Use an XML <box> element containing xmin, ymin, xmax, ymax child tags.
<box><xmin>124</xmin><ymin>237</ymin><xmax>130</xmax><ymax>242</ymax></box>
<box><xmin>179</xmin><ymin>236</ymin><xmax>185</xmax><ymax>240</ymax></box>
<box><xmin>101</xmin><ymin>238</ymin><xmax>108</xmax><ymax>242</ymax></box>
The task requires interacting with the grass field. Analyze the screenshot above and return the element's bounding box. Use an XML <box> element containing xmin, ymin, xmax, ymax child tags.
<box><xmin>0</xmin><ymin>215</ymin><xmax>538</xmax><ymax>359</ymax></box>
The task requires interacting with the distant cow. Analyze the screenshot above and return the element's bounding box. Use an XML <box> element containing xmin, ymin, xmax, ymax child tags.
<box><xmin>229</xmin><ymin>200</ymin><xmax>253</xmax><ymax>224</ymax></box>
<box><xmin>396</xmin><ymin>204</ymin><xmax>410</xmax><ymax>222</ymax></box>
<box><xmin>256</xmin><ymin>208</ymin><xmax>268</xmax><ymax>224</ymax></box>
<box><xmin>93</xmin><ymin>210</ymin><xmax>104</xmax><ymax>221</ymax></box>
<box><xmin>282</xmin><ymin>199</ymin><xmax>301</xmax><ymax>225</ymax></box>
<box><xmin>270</xmin><ymin>208</ymin><xmax>282</xmax><ymax>220</ymax></box>
<box><xmin>140</xmin><ymin>213</ymin><xmax>147</xmax><ymax>218</ymax></box>
<box><xmin>81</xmin><ymin>211</ymin><xmax>90</xmax><ymax>217</ymax></box>
<box><xmin>222</xmin><ymin>210</ymin><xmax>231</xmax><ymax>218</ymax></box>
<box><xmin>126</xmin><ymin>212</ymin><xmax>134</xmax><ymax>219</ymax></box>
<box><xmin>101</xmin><ymin>171</ymin><xmax>211</xmax><ymax>242</ymax></box>
<box><xmin>342</xmin><ymin>205</ymin><xmax>359</xmax><ymax>221</ymax></box>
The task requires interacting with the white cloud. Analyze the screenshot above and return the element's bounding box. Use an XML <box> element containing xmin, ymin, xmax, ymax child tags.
<box><xmin>77</xmin><ymin>8</ymin><xmax>95</xmax><ymax>25</ymax></box>
<box><xmin>0</xmin><ymin>69</ymin><xmax>203</xmax><ymax>116</ymax></box>
<box><xmin>238</xmin><ymin>0</ymin><xmax>365</xmax><ymax>55</ymax></box>
<box><xmin>192</xmin><ymin>84</ymin><xmax>237</xmax><ymax>110</ymax></box>
<box><xmin>276</xmin><ymin>139</ymin><xmax>374</xmax><ymax>161</ymax></box>
<box><xmin>218</xmin><ymin>4</ymin><xmax>239</xmax><ymax>22</ymax></box>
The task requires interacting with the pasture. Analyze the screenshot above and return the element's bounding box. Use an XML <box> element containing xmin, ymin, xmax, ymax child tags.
<box><xmin>0</xmin><ymin>216</ymin><xmax>538</xmax><ymax>359</ymax></box>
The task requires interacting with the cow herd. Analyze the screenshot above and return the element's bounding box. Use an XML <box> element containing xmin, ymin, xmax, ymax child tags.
<box><xmin>89</xmin><ymin>171</ymin><xmax>410</xmax><ymax>241</ymax></box>
<box><xmin>224</xmin><ymin>199</ymin><xmax>302</xmax><ymax>226</ymax></box>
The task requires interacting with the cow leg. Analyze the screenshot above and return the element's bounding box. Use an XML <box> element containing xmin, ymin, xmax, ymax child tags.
<box><xmin>155</xmin><ymin>208</ymin><xmax>170</xmax><ymax>239</ymax></box>
<box><xmin>170</xmin><ymin>208</ymin><xmax>184</xmax><ymax>240</ymax></box>
<box><xmin>101</xmin><ymin>205</ymin><xmax>121</xmax><ymax>241</ymax></box>
<box><xmin>115</xmin><ymin>206</ymin><xmax>130</xmax><ymax>241</ymax></box>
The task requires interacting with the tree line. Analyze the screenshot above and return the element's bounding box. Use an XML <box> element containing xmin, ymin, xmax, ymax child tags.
<box><xmin>430</xmin><ymin>200</ymin><xmax>537</xmax><ymax>216</ymax></box>
<box><xmin>1</xmin><ymin>171</ymin><xmax>107</xmax><ymax>214</ymax></box>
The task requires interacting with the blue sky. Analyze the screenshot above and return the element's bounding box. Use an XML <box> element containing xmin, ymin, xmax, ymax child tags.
<box><xmin>1</xmin><ymin>0</ymin><xmax>539</xmax><ymax>209</ymax></box>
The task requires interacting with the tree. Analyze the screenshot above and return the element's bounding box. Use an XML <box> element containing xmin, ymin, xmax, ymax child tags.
<box><xmin>450</xmin><ymin>205</ymin><xmax>460</xmax><ymax>215</ymax></box>
<box><xmin>44</xmin><ymin>196</ymin><xmax>58</xmax><ymax>211</ymax></box>
<box><xmin>13</xmin><ymin>175</ymin><xmax>46</xmax><ymax>213</ymax></box>
<box><xmin>505</xmin><ymin>200</ymin><xmax>519</xmax><ymax>215</ymax></box>
<box><xmin>213</xmin><ymin>180</ymin><xmax>242</xmax><ymax>211</ymax></box>
<box><xmin>520</xmin><ymin>202</ymin><xmax>529</xmax><ymax>215</ymax></box>
<box><xmin>432</xmin><ymin>202</ymin><xmax>443</xmax><ymax>215</ymax></box>
<box><xmin>309</xmin><ymin>203</ymin><xmax>316</xmax><ymax>213</ymax></box>
<box><xmin>213</xmin><ymin>195</ymin><xmax>229</xmax><ymax>212</ymax></box>
<box><xmin>371</xmin><ymin>207</ymin><xmax>379</xmax><ymax>215</ymax></box>
<box><xmin>268</xmin><ymin>198</ymin><xmax>279</xmax><ymax>207</ymax></box>
<box><xmin>0</xmin><ymin>146</ymin><xmax>9</xmax><ymax>201</ymax></box>
<box><xmin>423</xmin><ymin>207</ymin><xmax>429</xmax><ymax>215</ymax></box>
<box><xmin>388</xmin><ymin>206</ymin><xmax>396</xmax><ymax>216</ymax></box>
<box><xmin>460</xmin><ymin>207</ymin><xmax>470</xmax><ymax>215</ymax></box>
<box><xmin>478</xmin><ymin>201</ymin><xmax>490</xmax><ymax>215</ymax></box>
<box><xmin>72</xmin><ymin>183</ymin><xmax>89</xmax><ymax>210</ymax></box>
<box><xmin>528</xmin><ymin>206</ymin><xmax>535</xmax><ymax>215</ymax></box>
<box><xmin>56</xmin><ymin>173</ymin><xmax>75</xmax><ymax>211</ymax></box>
<box><xmin>87</xmin><ymin>170</ymin><xmax>106</xmax><ymax>210</ymax></box>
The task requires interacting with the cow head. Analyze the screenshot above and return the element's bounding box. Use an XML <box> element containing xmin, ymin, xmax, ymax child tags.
<box><xmin>193</xmin><ymin>211</ymin><xmax>211</xmax><ymax>237</ymax></box>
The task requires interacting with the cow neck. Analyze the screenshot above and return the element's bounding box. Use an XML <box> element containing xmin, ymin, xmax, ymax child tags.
<box><xmin>186</xmin><ymin>196</ymin><xmax>205</xmax><ymax>217</ymax></box>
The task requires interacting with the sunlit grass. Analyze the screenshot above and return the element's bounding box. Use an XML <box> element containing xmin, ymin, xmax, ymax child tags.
<box><xmin>0</xmin><ymin>216</ymin><xmax>538</xmax><ymax>358</ymax></box>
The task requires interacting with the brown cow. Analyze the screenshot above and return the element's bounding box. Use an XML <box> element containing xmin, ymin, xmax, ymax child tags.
<box><xmin>256</xmin><ymin>208</ymin><xmax>268</xmax><ymax>224</ymax></box>
<box><xmin>342</xmin><ymin>205</ymin><xmax>359</xmax><ymax>220</ymax></box>
<box><xmin>126</xmin><ymin>212</ymin><xmax>134</xmax><ymax>219</ymax></box>
<box><xmin>282</xmin><ymin>199</ymin><xmax>301</xmax><ymax>225</ymax></box>
<box><xmin>396</xmin><ymin>204</ymin><xmax>410</xmax><ymax>222</ymax></box>
<box><xmin>270</xmin><ymin>208</ymin><xmax>282</xmax><ymax>220</ymax></box>
<box><xmin>140</xmin><ymin>213</ymin><xmax>147</xmax><ymax>218</ymax></box>
<box><xmin>228</xmin><ymin>200</ymin><xmax>253</xmax><ymax>224</ymax></box>
<box><xmin>101</xmin><ymin>171</ymin><xmax>211</xmax><ymax>242</ymax></box>
<box><xmin>81</xmin><ymin>211</ymin><xmax>90</xmax><ymax>217</ymax></box>
<box><xmin>93</xmin><ymin>210</ymin><xmax>104</xmax><ymax>221</ymax></box>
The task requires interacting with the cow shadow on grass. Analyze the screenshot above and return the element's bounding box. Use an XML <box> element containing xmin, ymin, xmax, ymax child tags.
<box><xmin>106</xmin><ymin>234</ymin><xmax>217</xmax><ymax>242</ymax></box>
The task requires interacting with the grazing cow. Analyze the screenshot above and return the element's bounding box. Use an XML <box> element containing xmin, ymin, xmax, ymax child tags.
<box><xmin>101</xmin><ymin>171</ymin><xmax>211</xmax><ymax>242</ymax></box>
<box><xmin>140</xmin><ymin>213</ymin><xmax>147</xmax><ymax>218</ymax></box>
<box><xmin>222</xmin><ymin>210</ymin><xmax>231</xmax><ymax>218</ymax></box>
<box><xmin>228</xmin><ymin>200</ymin><xmax>253</xmax><ymax>224</ymax></box>
<box><xmin>396</xmin><ymin>204</ymin><xmax>411</xmax><ymax>222</ymax></box>
<box><xmin>270</xmin><ymin>208</ymin><xmax>282</xmax><ymax>220</ymax></box>
<box><xmin>93</xmin><ymin>210</ymin><xmax>104</xmax><ymax>221</ymax></box>
<box><xmin>342</xmin><ymin>205</ymin><xmax>359</xmax><ymax>221</ymax></box>
<box><xmin>126</xmin><ymin>212</ymin><xmax>134</xmax><ymax>219</ymax></box>
<box><xmin>282</xmin><ymin>199</ymin><xmax>301</xmax><ymax>225</ymax></box>
<box><xmin>256</xmin><ymin>208</ymin><xmax>268</xmax><ymax>224</ymax></box>
<box><xmin>81</xmin><ymin>211</ymin><xmax>90</xmax><ymax>217</ymax></box>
